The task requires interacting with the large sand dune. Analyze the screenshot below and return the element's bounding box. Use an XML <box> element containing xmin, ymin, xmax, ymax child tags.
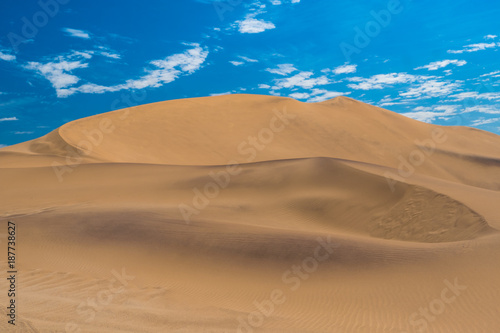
<box><xmin>1</xmin><ymin>94</ymin><xmax>499</xmax><ymax>332</ymax></box>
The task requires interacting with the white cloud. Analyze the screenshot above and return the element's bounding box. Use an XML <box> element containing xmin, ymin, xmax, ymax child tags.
<box><xmin>332</xmin><ymin>63</ymin><xmax>357</xmax><ymax>75</ymax></box>
<box><xmin>471</xmin><ymin>117</ymin><xmax>500</xmax><ymax>126</ymax></box>
<box><xmin>258</xmin><ymin>84</ymin><xmax>271</xmax><ymax>89</ymax></box>
<box><xmin>26</xmin><ymin>59</ymin><xmax>88</xmax><ymax>94</ymax></box>
<box><xmin>289</xmin><ymin>92</ymin><xmax>310</xmax><ymax>99</ymax></box>
<box><xmin>448</xmin><ymin>42</ymin><xmax>500</xmax><ymax>54</ymax></box>
<box><xmin>348</xmin><ymin>72</ymin><xmax>461</xmax><ymax>99</ymax></box>
<box><xmin>71</xmin><ymin>50</ymin><xmax>93</xmax><ymax>59</ymax></box>
<box><xmin>400</xmin><ymin>80</ymin><xmax>462</xmax><ymax>99</ymax></box>
<box><xmin>25</xmin><ymin>48</ymin><xmax>124</xmax><ymax>97</ymax></box>
<box><xmin>0</xmin><ymin>144</ymin><xmax>7</xmax><ymax>148</ymax></box>
<box><xmin>72</xmin><ymin>48</ymin><xmax>121</xmax><ymax>60</ymax></box>
<box><xmin>236</xmin><ymin>17</ymin><xmax>275</xmax><ymax>34</ymax></box>
<box><xmin>99</xmin><ymin>51</ymin><xmax>121</xmax><ymax>59</ymax></box>
<box><xmin>210</xmin><ymin>92</ymin><xmax>232</xmax><ymax>96</ymax></box>
<box><xmin>272</xmin><ymin>71</ymin><xmax>329</xmax><ymax>90</ymax></box>
<box><xmin>403</xmin><ymin>111</ymin><xmax>443</xmax><ymax>123</ymax></box>
<box><xmin>62</xmin><ymin>28</ymin><xmax>91</xmax><ymax>39</ymax></box>
<box><xmin>14</xmin><ymin>131</ymin><xmax>33</xmax><ymax>135</ymax></box>
<box><xmin>402</xmin><ymin>105</ymin><xmax>458</xmax><ymax>123</ymax></box>
<box><xmin>463</xmin><ymin>105</ymin><xmax>500</xmax><ymax>114</ymax></box>
<box><xmin>0</xmin><ymin>51</ymin><xmax>15</xmax><ymax>62</ymax></box>
<box><xmin>270</xmin><ymin>0</ymin><xmax>300</xmax><ymax>4</ymax></box>
<box><xmin>378</xmin><ymin>95</ymin><xmax>408</xmax><ymax>106</ymax></box>
<box><xmin>229</xmin><ymin>56</ymin><xmax>259</xmax><ymax>66</ymax></box>
<box><xmin>56</xmin><ymin>44</ymin><xmax>209</xmax><ymax>98</ymax></box>
<box><xmin>485</xmin><ymin>35</ymin><xmax>498</xmax><ymax>40</ymax></box>
<box><xmin>238</xmin><ymin>55</ymin><xmax>258</xmax><ymax>63</ymax></box>
<box><xmin>0</xmin><ymin>117</ymin><xmax>18</xmax><ymax>122</ymax></box>
<box><xmin>415</xmin><ymin>59</ymin><xmax>466</xmax><ymax>71</ymax></box>
<box><xmin>480</xmin><ymin>71</ymin><xmax>500</xmax><ymax>78</ymax></box>
<box><xmin>288</xmin><ymin>89</ymin><xmax>348</xmax><ymax>102</ymax></box>
<box><xmin>450</xmin><ymin>91</ymin><xmax>500</xmax><ymax>101</ymax></box>
<box><xmin>347</xmin><ymin>73</ymin><xmax>420</xmax><ymax>90</ymax></box>
<box><xmin>307</xmin><ymin>89</ymin><xmax>348</xmax><ymax>103</ymax></box>
<box><xmin>265</xmin><ymin>63</ymin><xmax>297</xmax><ymax>75</ymax></box>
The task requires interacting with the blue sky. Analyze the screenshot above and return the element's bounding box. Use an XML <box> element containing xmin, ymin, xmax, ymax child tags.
<box><xmin>1</xmin><ymin>0</ymin><xmax>499</xmax><ymax>147</ymax></box>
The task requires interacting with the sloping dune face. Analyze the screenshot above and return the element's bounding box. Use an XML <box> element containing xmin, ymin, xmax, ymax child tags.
<box><xmin>4</xmin><ymin>95</ymin><xmax>500</xmax><ymax>188</ymax></box>
<box><xmin>1</xmin><ymin>94</ymin><xmax>500</xmax><ymax>332</ymax></box>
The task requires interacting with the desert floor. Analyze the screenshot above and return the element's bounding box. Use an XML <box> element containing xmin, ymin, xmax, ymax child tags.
<box><xmin>1</xmin><ymin>95</ymin><xmax>499</xmax><ymax>332</ymax></box>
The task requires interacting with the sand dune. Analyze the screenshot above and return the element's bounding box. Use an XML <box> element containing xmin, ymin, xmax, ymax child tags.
<box><xmin>1</xmin><ymin>94</ymin><xmax>499</xmax><ymax>332</ymax></box>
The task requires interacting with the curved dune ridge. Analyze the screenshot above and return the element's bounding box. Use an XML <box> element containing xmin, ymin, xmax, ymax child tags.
<box><xmin>1</xmin><ymin>94</ymin><xmax>500</xmax><ymax>332</ymax></box>
<box><xmin>3</xmin><ymin>95</ymin><xmax>500</xmax><ymax>188</ymax></box>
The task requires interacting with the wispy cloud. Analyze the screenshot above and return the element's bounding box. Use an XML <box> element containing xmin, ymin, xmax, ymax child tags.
<box><xmin>230</xmin><ymin>61</ymin><xmax>244</xmax><ymax>66</ymax></box>
<box><xmin>265</xmin><ymin>64</ymin><xmax>297</xmax><ymax>75</ymax></box>
<box><xmin>24</xmin><ymin>47</ymin><xmax>124</xmax><ymax>97</ymax></box>
<box><xmin>289</xmin><ymin>89</ymin><xmax>348</xmax><ymax>102</ymax></box>
<box><xmin>25</xmin><ymin>44</ymin><xmax>208</xmax><ymax>97</ymax></box>
<box><xmin>480</xmin><ymin>71</ymin><xmax>500</xmax><ymax>78</ymax></box>
<box><xmin>332</xmin><ymin>63</ymin><xmax>357</xmax><ymax>75</ymax></box>
<box><xmin>463</xmin><ymin>105</ymin><xmax>500</xmax><ymax>114</ymax></box>
<box><xmin>238</xmin><ymin>56</ymin><xmax>258</xmax><ymax>63</ymax></box>
<box><xmin>307</xmin><ymin>89</ymin><xmax>349</xmax><ymax>103</ymax></box>
<box><xmin>0</xmin><ymin>117</ymin><xmax>19</xmax><ymax>122</ymax></box>
<box><xmin>26</xmin><ymin>58</ymin><xmax>88</xmax><ymax>94</ymax></box>
<box><xmin>236</xmin><ymin>16</ymin><xmax>276</xmax><ymax>34</ymax></box>
<box><xmin>378</xmin><ymin>95</ymin><xmax>408</xmax><ymax>107</ymax></box>
<box><xmin>347</xmin><ymin>73</ymin><xmax>421</xmax><ymax>90</ymax></box>
<box><xmin>415</xmin><ymin>59</ymin><xmax>466</xmax><ymax>71</ymax></box>
<box><xmin>448</xmin><ymin>42</ymin><xmax>500</xmax><ymax>54</ymax></box>
<box><xmin>272</xmin><ymin>71</ymin><xmax>329</xmax><ymax>90</ymax></box>
<box><xmin>451</xmin><ymin>91</ymin><xmax>500</xmax><ymax>101</ymax></box>
<box><xmin>400</xmin><ymin>80</ymin><xmax>462</xmax><ymax>99</ymax></box>
<box><xmin>210</xmin><ymin>91</ymin><xmax>231</xmax><ymax>96</ymax></box>
<box><xmin>229</xmin><ymin>55</ymin><xmax>259</xmax><ymax>66</ymax></box>
<box><xmin>289</xmin><ymin>92</ymin><xmax>310</xmax><ymax>99</ymax></box>
<box><xmin>0</xmin><ymin>51</ymin><xmax>16</xmax><ymax>62</ymax></box>
<box><xmin>471</xmin><ymin>117</ymin><xmax>500</xmax><ymax>126</ymax></box>
<box><xmin>57</xmin><ymin>43</ymin><xmax>209</xmax><ymax>97</ymax></box>
<box><xmin>62</xmin><ymin>28</ymin><xmax>91</xmax><ymax>39</ymax></box>
<box><xmin>98</xmin><ymin>51</ymin><xmax>121</xmax><ymax>59</ymax></box>
<box><xmin>403</xmin><ymin>105</ymin><xmax>458</xmax><ymax>123</ymax></box>
<box><xmin>348</xmin><ymin>73</ymin><xmax>461</xmax><ymax>99</ymax></box>
<box><xmin>270</xmin><ymin>0</ymin><xmax>301</xmax><ymax>4</ymax></box>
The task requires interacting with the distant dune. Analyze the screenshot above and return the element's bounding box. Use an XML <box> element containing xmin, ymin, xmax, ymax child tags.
<box><xmin>1</xmin><ymin>95</ymin><xmax>499</xmax><ymax>332</ymax></box>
